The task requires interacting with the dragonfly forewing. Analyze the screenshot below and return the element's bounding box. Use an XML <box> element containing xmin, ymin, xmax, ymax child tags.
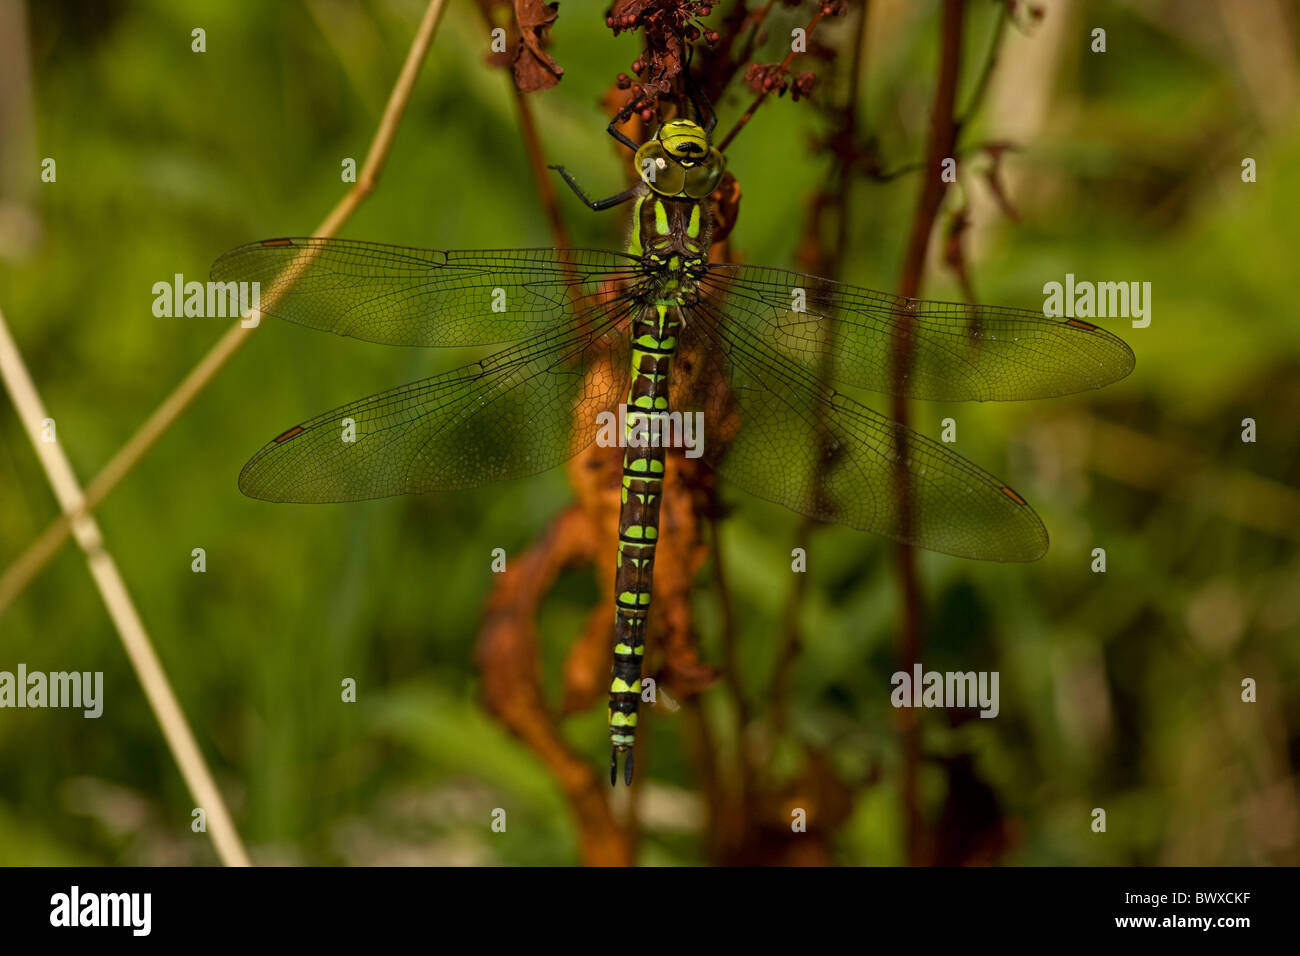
<box><xmin>212</xmin><ymin>239</ymin><xmax>644</xmax><ymax>348</ymax></box>
<box><xmin>698</xmin><ymin>263</ymin><xmax>1135</xmax><ymax>403</ymax></box>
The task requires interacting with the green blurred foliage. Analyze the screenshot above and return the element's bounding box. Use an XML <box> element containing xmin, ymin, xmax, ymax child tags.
<box><xmin>0</xmin><ymin>0</ymin><xmax>1297</xmax><ymax>865</ymax></box>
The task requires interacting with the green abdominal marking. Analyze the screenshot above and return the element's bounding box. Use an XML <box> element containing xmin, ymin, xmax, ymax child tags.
<box><xmin>603</xmin><ymin>190</ymin><xmax>716</xmax><ymax>786</ymax></box>
<box><xmin>608</xmin><ymin>283</ymin><xmax>686</xmax><ymax>784</ymax></box>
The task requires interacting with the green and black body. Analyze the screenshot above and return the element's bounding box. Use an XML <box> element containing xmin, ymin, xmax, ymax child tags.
<box><xmin>213</xmin><ymin>70</ymin><xmax>1134</xmax><ymax>787</ymax></box>
<box><xmin>594</xmin><ymin>131</ymin><xmax>721</xmax><ymax>783</ymax></box>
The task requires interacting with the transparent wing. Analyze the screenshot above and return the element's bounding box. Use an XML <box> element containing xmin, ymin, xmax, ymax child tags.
<box><xmin>211</xmin><ymin>238</ymin><xmax>645</xmax><ymax>348</ymax></box>
<box><xmin>675</xmin><ymin>297</ymin><xmax>1048</xmax><ymax>562</ymax></box>
<box><xmin>238</xmin><ymin>295</ymin><xmax>634</xmax><ymax>502</ymax></box>
<box><xmin>697</xmin><ymin>264</ymin><xmax>1134</xmax><ymax>402</ymax></box>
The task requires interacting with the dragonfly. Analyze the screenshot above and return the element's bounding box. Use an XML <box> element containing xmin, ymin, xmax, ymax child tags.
<box><xmin>212</xmin><ymin>69</ymin><xmax>1133</xmax><ymax>787</ymax></box>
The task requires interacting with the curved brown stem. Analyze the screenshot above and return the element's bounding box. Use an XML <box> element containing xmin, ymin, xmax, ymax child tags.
<box><xmin>477</xmin><ymin>505</ymin><xmax>635</xmax><ymax>866</ymax></box>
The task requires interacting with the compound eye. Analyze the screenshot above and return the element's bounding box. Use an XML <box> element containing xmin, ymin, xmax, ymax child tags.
<box><xmin>634</xmin><ymin>141</ymin><xmax>686</xmax><ymax>195</ymax></box>
<box><xmin>683</xmin><ymin>147</ymin><xmax>726</xmax><ymax>199</ymax></box>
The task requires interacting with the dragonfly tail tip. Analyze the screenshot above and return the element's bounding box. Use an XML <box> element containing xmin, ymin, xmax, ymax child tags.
<box><xmin>609</xmin><ymin>746</ymin><xmax>636</xmax><ymax>786</ymax></box>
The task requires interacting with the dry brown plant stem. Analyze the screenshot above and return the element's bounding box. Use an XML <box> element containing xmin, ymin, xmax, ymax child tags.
<box><xmin>0</xmin><ymin>0</ymin><xmax>450</xmax><ymax>616</ymax></box>
<box><xmin>0</xmin><ymin>0</ymin><xmax>450</xmax><ymax>867</ymax></box>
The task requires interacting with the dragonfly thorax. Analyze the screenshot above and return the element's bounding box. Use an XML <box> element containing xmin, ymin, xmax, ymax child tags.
<box><xmin>633</xmin><ymin>193</ymin><xmax>711</xmax><ymax>304</ymax></box>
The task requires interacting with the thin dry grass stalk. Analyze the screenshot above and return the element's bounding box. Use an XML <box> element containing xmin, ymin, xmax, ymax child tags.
<box><xmin>0</xmin><ymin>0</ymin><xmax>450</xmax><ymax>617</ymax></box>
<box><xmin>0</xmin><ymin>303</ymin><xmax>250</xmax><ymax>866</ymax></box>
<box><xmin>0</xmin><ymin>0</ymin><xmax>449</xmax><ymax>867</ymax></box>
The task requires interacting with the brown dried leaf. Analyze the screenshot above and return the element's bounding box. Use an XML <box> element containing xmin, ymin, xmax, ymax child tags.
<box><xmin>561</xmin><ymin>602</ymin><xmax>616</xmax><ymax>714</ymax></box>
<box><xmin>942</xmin><ymin>205</ymin><xmax>972</xmax><ymax>283</ymax></box>
<box><xmin>980</xmin><ymin>141</ymin><xmax>1023</xmax><ymax>222</ymax></box>
<box><xmin>513</xmin><ymin>0</ymin><xmax>563</xmax><ymax>92</ymax></box>
<box><xmin>929</xmin><ymin>753</ymin><xmax>1014</xmax><ymax>865</ymax></box>
<box><xmin>477</xmin><ymin>505</ymin><xmax>633</xmax><ymax>865</ymax></box>
<box><xmin>708</xmin><ymin>172</ymin><xmax>742</xmax><ymax>245</ymax></box>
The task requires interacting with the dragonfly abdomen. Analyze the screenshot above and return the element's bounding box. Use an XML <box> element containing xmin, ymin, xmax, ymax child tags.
<box><xmin>609</xmin><ymin>301</ymin><xmax>682</xmax><ymax>785</ymax></box>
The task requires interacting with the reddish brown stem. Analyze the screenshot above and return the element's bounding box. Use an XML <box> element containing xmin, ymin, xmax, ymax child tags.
<box><xmin>718</xmin><ymin>6</ymin><xmax>828</xmax><ymax>151</ymax></box>
<box><xmin>773</xmin><ymin>0</ymin><xmax>872</xmax><ymax>737</ymax></box>
<box><xmin>891</xmin><ymin>0</ymin><xmax>966</xmax><ymax>867</ymax></box>
<box><xmin>510</xmin><ymin>81</ymin><xmax>571</xmax><ymax>247</ymax></box>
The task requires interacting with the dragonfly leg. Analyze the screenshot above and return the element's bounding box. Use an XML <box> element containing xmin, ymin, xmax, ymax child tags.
<box><xmin>549</xmin><ymin>165</ymin><xmax>641</xmax><ymax>211</ymax></box>
<box><xmin>606</xmin><ymin>117</ymin><xmax>640</xmax><ymax>152</ymax></box>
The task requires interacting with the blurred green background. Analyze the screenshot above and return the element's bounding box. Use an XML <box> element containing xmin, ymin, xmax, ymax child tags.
<box><xmin>1</xmin><ymin>0</ymin><xmax>1298</xmax><ymax>865</ymax></box>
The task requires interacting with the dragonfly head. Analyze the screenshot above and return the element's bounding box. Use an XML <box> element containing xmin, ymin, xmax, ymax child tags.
<box><xmin>635</xmin><ymin>119</ymin><xmax>726</xmax><ymax>200</ymax></box>
<box><xmin>657</xmin><ymin>119</ymin><xmax>709</xmax><ymax>163</ymax></box>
